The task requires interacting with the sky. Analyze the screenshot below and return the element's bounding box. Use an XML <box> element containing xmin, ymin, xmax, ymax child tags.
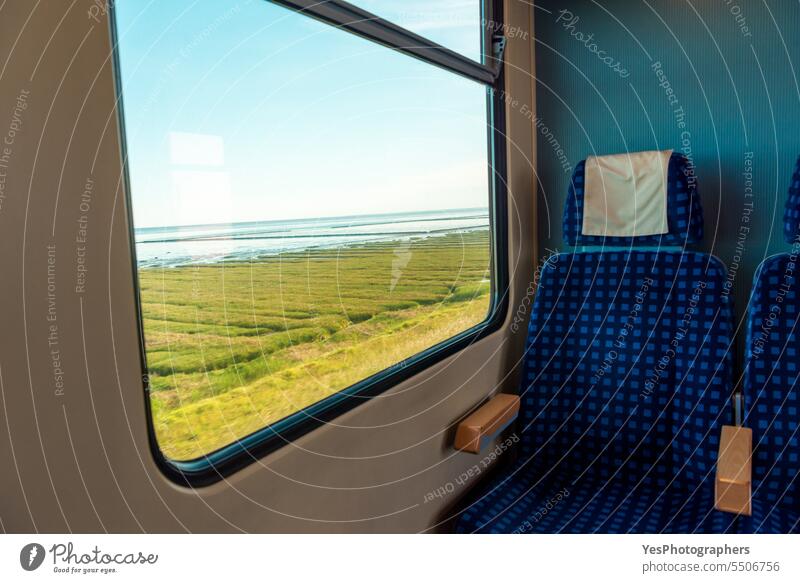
<box><xmin>114</xmin><ymin>0</ymin><xmax>490</xmax><ymax>228</ymax></box>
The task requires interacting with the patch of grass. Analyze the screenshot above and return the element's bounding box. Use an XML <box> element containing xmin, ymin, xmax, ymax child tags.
<box><xmin>140</xmin><ymin>230</ymin><xmax>491</xmax><ymax>460</ymax></box>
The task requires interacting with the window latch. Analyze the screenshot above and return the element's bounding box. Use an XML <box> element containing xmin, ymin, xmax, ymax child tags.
<box><xmin>491</xmin><ymin>34</ymin><xmax>507</xmax><ymax>78</ymax></box>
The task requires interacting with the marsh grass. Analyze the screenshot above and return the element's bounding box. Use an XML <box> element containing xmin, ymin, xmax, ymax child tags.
<box><xmin>140</xmin><ymin>230</ymin><xmax>491</xmax><ymax>460</ymax></box>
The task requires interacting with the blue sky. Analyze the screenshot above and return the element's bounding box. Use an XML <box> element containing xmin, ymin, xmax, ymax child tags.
<box><xmin>114</xmin><ymin>0</ymin><xmax>489</xmax><ymax>228</ymax></box>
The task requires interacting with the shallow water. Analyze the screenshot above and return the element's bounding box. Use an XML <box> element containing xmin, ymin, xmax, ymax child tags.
<box><xmin>134</xmin><ymin>208</ymin><xmax>489</xmax><ymax>268</ymax></box>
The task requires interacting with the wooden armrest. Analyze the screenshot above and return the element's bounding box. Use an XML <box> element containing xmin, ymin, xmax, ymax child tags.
<box><xmin>715</xmin><ymin>425</ymin><xmax>752</xmax><ymax>516</ymax></box>
<box><xmin>454</xmin><ymin>394</ymin><xmax>520</xmax><ymax>454</ymax></box>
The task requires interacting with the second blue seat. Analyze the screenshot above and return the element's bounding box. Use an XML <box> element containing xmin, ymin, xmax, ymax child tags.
<box><xmin>738</xmin><ymin>156</ymin><xmax>800</xmax><ymax>533</ymax></box>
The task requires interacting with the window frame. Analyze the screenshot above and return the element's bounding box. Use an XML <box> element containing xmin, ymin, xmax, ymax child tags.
<box><xmin>111</xmin><ymin>0</ymin><xmax>510</xmax><ymax>486</ymax></box>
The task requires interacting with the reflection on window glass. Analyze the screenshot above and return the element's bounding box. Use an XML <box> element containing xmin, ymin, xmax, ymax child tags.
<box><xmin>115</xmin><ymin>0</ymin><xmax>493</xmax><ymax>461</ymax></box>
<box><xmin>351</xmin><ymin>1</ymin><xmax>484</xmax><ymax>62</ymax></box>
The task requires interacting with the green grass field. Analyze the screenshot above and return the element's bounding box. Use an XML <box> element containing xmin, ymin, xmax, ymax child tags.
<box><xmin>140</xmin><ymin>230</ymin><xmax>491</xmax><ymax>460</ymax></box>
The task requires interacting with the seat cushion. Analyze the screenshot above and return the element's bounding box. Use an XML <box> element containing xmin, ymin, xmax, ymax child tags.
<box><xmin>738</xmin><ymin>498</ymin><xmax>800</xmax><ymax>533</ymax></box>
<box><xmin>455</xmin><ymin>460</ymin><xmax>737</xmax><ymax>534</ymax></box>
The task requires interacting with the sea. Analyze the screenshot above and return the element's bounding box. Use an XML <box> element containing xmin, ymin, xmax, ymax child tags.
<box><xmin>134</xmin><ymin>208</ymin><xmax>489</xmax><ymax>268</ymax></box>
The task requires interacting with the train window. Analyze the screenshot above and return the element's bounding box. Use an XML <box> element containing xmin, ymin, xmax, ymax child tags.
<box><xmin>113</xmin><ymin>0</ymin><xmax>504</xmax><ymax>469</ymax></box>
<box><xmin>346</xmin><ymin>1</ymin><xmax>486</xmax><ymax>62</ymax></box>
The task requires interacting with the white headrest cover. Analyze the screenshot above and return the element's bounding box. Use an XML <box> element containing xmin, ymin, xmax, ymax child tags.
<box><xmin>582</xmin><ymin>150</ymin><xmax>672</xmax><ymax>237</ymax></box>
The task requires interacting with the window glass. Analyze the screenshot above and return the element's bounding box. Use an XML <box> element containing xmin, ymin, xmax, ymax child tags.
<box><xmin>115</xmin><ymin>0</ymin><xmax>493</xmax><ymax>461</ymax></box>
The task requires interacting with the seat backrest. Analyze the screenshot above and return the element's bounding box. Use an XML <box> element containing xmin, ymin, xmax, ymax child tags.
<box><xmin>519</xmin><ymin>152</ymin><xmax>732</xmax><ymax>492</ymax></box>
<box><xmin>744</xmin><ymin>159</ymin><xmax>800</xmax><ymax>514</ymax></box>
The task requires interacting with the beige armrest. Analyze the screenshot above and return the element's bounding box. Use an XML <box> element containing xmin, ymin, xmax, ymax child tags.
<box><xmin>454</xmin><ymin>394</ymin><xmax>520</xmax><ymax>454</ymax></box>
<box><xmin>715</xmin><ymin>425</ymin><xmax>752</xmax><ymax>516</ymax></box>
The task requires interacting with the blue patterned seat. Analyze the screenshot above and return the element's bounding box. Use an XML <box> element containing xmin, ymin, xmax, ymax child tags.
<box><xmin>783</xmin><ymin>156</ymin><xmax>800</xmax><ymax>244</ymax></box>
<box><xmin>740</xmin><ymin>162</ymin><xmax>800</xmax><ymax>533</ymax></box>
<box><xmin>455</xmin><ymin>154</ymin><xmax>734</xmax><ymax>533</ymax></box>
